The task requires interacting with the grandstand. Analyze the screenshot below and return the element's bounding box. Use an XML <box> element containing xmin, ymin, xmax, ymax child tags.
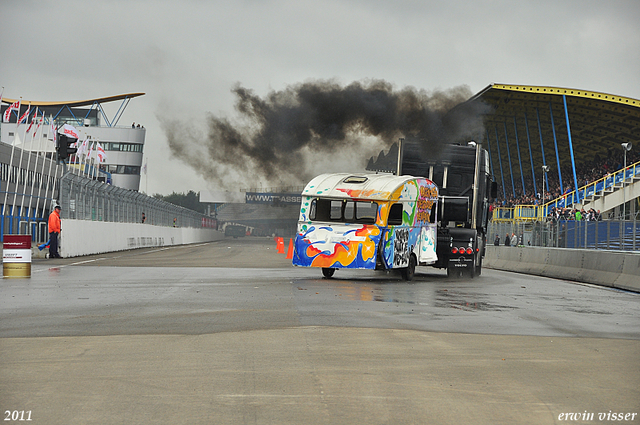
<box><xmin>461</xmin><ymin>84</ymin><xmax>638</xmax><ymax>216</ymax></box>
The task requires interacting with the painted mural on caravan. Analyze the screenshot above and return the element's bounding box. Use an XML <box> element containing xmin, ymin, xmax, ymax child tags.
<box><xmin>292</xmin><ymin>173</ymin><xmax>438</xmax><ymax>280</ymax></box>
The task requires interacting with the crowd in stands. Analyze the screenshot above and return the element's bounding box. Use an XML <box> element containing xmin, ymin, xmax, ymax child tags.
<box><xmin>546</xmin><ymin>206</ymin><xmax>602</xmax><ymax>222</ymax></box>
<box><xmin>493</xmin><ymin>146</ymin><xmax>640</xmax><ymax>208</ymax></box>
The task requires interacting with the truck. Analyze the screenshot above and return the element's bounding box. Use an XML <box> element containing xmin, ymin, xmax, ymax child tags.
<box><xmin>292</xmin><ymin>140</ymin><xmax>496</xmax><ymax>280</ymax></box>
<box><xmin>224</xmin><ymin>224</ymin><xmax>247</xmax><ymax>238</ymax></box>
<box><xmin>369</xmin><ymin>139</ymin><xmax>497</xmax><ymax>278</ymax></box>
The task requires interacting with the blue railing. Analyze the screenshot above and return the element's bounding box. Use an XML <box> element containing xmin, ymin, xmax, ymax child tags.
<box><xmin>542</xmin><ymin>160</ymin><xmax>640</xmax><ymax>216</ymax></box>
<box><xmin>561</xmin><ymin>220</ymin><xmax>640</xmax><ymax>250</ymax></box>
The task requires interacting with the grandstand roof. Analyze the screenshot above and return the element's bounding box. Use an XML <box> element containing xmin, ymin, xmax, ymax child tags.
<box><xmin>1</xmin><ymin>93</ymin><xmax>145</xmax><ymax>107</ymax></box>
<box><xmin>465</xmin><ymin>83</ymin><xmax>640</xmax><ymax>194</ymax></box>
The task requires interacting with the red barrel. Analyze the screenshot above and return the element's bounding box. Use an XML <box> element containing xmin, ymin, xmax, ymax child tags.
<box><xmin>3</xmin><ymin>235</ymin><xmax>32</xmax><ymax>278</ymax></box>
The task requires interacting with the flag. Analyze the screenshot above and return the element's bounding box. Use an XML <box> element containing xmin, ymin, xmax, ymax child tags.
<box><xmin>58</xmin><ymin>123</ymin><xmax>79</xmax><ymax>139</ymax></box>
<box><xmin>3</xmin><ymin>100</ymin><xmax>20</xmax><ymax>122</ymax></box>
<box><xmin>76</xmin><ymin>138</ymin><xmax>89</xmax><ymax>157</ymax></box>
<box><xmin>17</xmin><ymin>105</ymin><xmax>30</xmax><ymax>126</ymax></box>
<box><xmin>96</xmin><ymin>142</ymin><xmax>107</xmax><ymax>163</ymax></box>
<box><xmin>34</xmin><ymin>110</ymin><xmax>44</xmax><ymax>134</ymax></box>
<box><xmin>87</xmin><ymin>141</ymin><xmax>95</xmax><ymax>159</ymax></box>
<box><xmin>26</xmin><ymin>107</ymin><xmax>38</xmax><ymax>133</ymax></box>
<box><xmin>142</xmin><ymin>159</ymin><xmax>147</xmax><ymax>175</ymax></box>
<box><xmin>69</xmin><ymin>140</ymin><xmax>79</xmax><ymax>163</ymax></box>
<box><xmin>48</xmin><ymin>115</ymin><xmax>56</xmax><ymax>141</ymax></box>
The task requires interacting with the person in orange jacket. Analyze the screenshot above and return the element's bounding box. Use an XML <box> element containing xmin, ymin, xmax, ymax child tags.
<box><xmin>48</xmin><ymin>205</ymin><xmax>62</xmax><ymax>258</ymax></box>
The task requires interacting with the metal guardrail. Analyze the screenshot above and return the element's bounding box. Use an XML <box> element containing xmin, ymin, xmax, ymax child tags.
<box><xmin>59</xmin><ymin>172</ymin><xmax>216</xmax><ymax>229</ymax></box>
<box><xmin>488</xmin><ymin>219</ymin><xmax>639</xmax><ymax>251</ymax></box>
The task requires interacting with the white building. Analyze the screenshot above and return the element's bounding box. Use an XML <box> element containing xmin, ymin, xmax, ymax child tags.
<box><xmin>1</xmin><ymin>93</ymin><xmax>146</xmax><ymax>191</ymax></box>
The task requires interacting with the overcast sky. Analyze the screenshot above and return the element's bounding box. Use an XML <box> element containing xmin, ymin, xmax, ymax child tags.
<box><xmin>2</xmin><ymin>0</ymin><xmax>639</xmax><ymax>195</ymax></box>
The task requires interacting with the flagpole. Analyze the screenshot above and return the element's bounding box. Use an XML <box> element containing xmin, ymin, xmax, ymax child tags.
<box><xmin>13</xmin><ymin>103</ymin><xmax>33</xmax><ymax>215</ymax></box>
<box><xmin>22</xmin><ymin>107</ymin><xmax>40</xmax><ymax>230</ymax></box>
<box><xmin>68</xmin><ymin>129</ymin><xmax>78</xmax><ymax>176</ymax></box>
<box><xmin>84</xmin><ymin>138</ymin><xmax>92</xmax><ymax>178</ymax></box>
<box><xmin>92</xmin><ymin>149</ymin><xmax>97</xmax><ymax>180</ymax></box>
<box><xmin>41</xmin><ymin>117</ymin><xmax>54</xmax><ymax>208</ymax></box>
<box><xmin>2</xmin><ymin>97</ymin><xmax>21</xmax><ymax>217</ymax></box>
<box><xmin>11</xmin><ymin>101</ymin><xmax>31</xmax><ymax>225</ymax></box>
<box><xmin>0</xmin><ymin>87</ymin><xmax>5</xmax><ymax>218</ymax></box>
<box><xmin>42</xmin><ymin>115</ymin><xmax>59</xmax><ymax>213</ymax></box>
<box><xmin>80</xmin><ymin>137</ymin><xmax>86</xmax><ymax>177</ymax></box>
<box><xmin>34</xmin><ymin>111</ymin><xmax>49</xmax><ymax>227</ymax></box>
<box><xmin>87</xmin><ymin>140</ymin><xmax>95</xmax><ymax>180</ymax></box>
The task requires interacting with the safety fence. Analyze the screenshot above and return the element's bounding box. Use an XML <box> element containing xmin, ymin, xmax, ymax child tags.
<box><xmin>58</xmin><ymin>173</ymin><xmax>216</xmax><ymax>235</ymax></box>
<box><xmin>0</xmin><ymin>144</ymin><xmax>64</xmax><ymax>242</ymax></box>
<box><xmin>2</xmin><ymin>171</ymin><xmax>217</xmax><ymax>244</ymax></box>
<box><xmin>488</xmin><ymin>219</ymin><xmax>640</xmax><ymax>251</ymax></box>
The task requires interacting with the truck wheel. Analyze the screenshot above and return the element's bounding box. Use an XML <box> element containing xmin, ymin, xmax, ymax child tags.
<box><xmin>475</xmin><ymin>256</ymin><xmax>482</xmax><ymax>276</ymax></box>
<box><xmin>322</xmin><ymin>268</ymin><xmax>335</xmax><ymax>278</ymax></box>
<box><xmin>401</xmin><ymin>255</ymin><xmax>416</xmax><ymax>281</ymax></box>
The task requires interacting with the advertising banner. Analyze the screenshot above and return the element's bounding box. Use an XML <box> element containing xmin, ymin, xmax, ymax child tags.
<box><xmin>245</xmin><ymin>193</ymin><xmax>302</xmax><ymax>205</ymax></box>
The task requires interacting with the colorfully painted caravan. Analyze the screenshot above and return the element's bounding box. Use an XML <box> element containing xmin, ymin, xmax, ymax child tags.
<box><xmin>292</xmin><ymin>173</ymin><xmax>438</xmax><ymax>280</ymax></box>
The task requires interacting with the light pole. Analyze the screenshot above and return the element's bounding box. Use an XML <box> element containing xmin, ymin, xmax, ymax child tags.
<box><xmin>541</xmin><ymin>165</ymin><xmax>551</xmax><ymax>247</ymax></box>
<box><xmin>541</xmin><ymin>165</ymin><xmax>550</xmax><ymax>216</ymax></box>
<box><xmin>621</xmin><ymin>143</ymin><xmax>632</xmax><ymax>220</ymax></box>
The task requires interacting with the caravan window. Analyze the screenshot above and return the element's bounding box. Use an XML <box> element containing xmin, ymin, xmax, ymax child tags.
<box><xmin>310</xmin><ymin>199</ymin><xmax>378</xmax><ymax>224</ymax></box>
<box><xmin>353</xmin><ymin>201</ymin><xmax>378</xmax><ymax>223</ymax></box>
<box><xmin>388</xmin><ymin>203</ymin><xmax>403</xmax><ymax>225</ymax></box>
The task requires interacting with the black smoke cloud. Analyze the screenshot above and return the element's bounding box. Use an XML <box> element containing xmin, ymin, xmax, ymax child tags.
<box><xmin>161</xmin><ymin>79</ymin><xmax>489</xmax><ymax>190</ymax></box>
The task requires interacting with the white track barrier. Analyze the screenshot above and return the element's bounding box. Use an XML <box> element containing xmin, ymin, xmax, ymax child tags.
<box><xmin>484</xmin><ymin>246</ymin><xmax>639</xmax><ymax>293</ymax></box>
<box><xmin>34</xmin><ymin>219</ymin><xmax>224</xmax><ymax>258</ymax></box>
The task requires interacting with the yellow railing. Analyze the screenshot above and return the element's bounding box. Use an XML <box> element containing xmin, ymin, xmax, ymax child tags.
<box><xmin>492</xmin><ymin>205</ymin><xmax>542</xmax><ymax>222</ymax></box>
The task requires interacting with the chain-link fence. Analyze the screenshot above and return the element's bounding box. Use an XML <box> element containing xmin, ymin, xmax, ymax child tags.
<box><xmin>58</xmin><ymin>172</ymin><xmax>216</xmax><ymax>230</ymax></box>
<box><xmin>488</xmin><ymin>219</ymin><xmax>640</xmax><ymax>251</ymax></box>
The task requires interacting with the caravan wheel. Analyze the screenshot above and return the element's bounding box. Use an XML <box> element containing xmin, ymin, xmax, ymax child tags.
<box><xmin>401</xmin><ymin>255</ymin><xmax>416</xmax><ymax>281</ymax></box>
<box><xmin>322</xmin><ymin>268</ymin><xmax>335</xmax><ymax>279</ymax></box>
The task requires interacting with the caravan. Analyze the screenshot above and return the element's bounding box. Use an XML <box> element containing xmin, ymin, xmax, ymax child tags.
<box><xmin>292</xmin><ymin>173</ymin><xmax>438</xmax><ymax>280</ymax></box>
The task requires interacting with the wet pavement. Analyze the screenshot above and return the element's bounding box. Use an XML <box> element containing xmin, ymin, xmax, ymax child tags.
<box><xmin>1</xmin><ymin>239</ymin><xmax>637</xmax><ymax>339</ymax></box>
